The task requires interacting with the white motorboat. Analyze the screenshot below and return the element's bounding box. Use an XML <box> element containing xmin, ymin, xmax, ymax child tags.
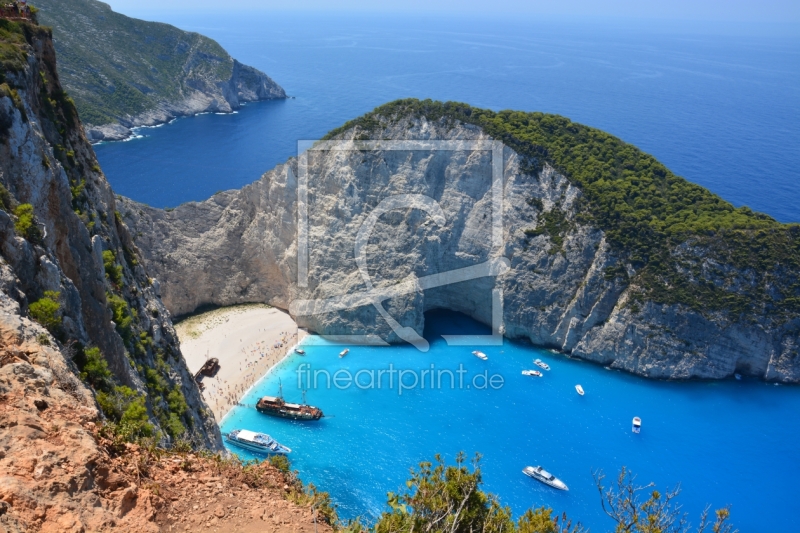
<box><xmin>294</xmin><ymin>348</ymin><xmax>306</xmax><ymax>355</ymax></box>
<box><xmin>522</xmin><ymin>370</ymin><xmax>542</xmax><ymax>377</ymax></box>
<box><xmin>339</xmin><ymin>348</ymin><xmax>349</xmax><ymax>358</ymax></box>
<box><xmin>472</xmin><ymin>350</ymin><xmax>488</xmax><ymax>361</ymax></box>
<box><xmin>225</xmin><ymin>429</ymin><xmax>291</xmax><ymax>455</ymax></box>
<box><xmin>522</xmin><ymin>466</ymin><xmax>568</xmax><ymax>491</ymax></box>
<box><xmin>575</xmin><ymin>384</ymin><xmax>584</xmax><ymax>396</ymax></box>
<box><xmin>632</xmin><ymin>416</ymin><xmax>642</xmax><ymax>434</ymax></box>
<box><xmin>533</xmin><ymin>358</ymin><xmax>550</xmax><ymax>371</ymax></box>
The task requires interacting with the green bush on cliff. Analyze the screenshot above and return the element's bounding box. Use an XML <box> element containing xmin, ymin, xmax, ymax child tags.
<box><xmin>13</xmin><ymin>203</ymin><xmax>43</xmax><ymax>242</ymax></box>
<box><xmin>102</xmin><ymin>249</ymin><xmax>124</xmax><ymax>286</ymax></box>
<box><xmin>79</xmin><ymin>346</ymin><xmax>113</xmax><ymax>390</ymax></box>
<box><xmin>0</xmin><ymin>19</ymin><xmax>29</xmax><ymax>73</ymax></box>
<box><xmin>29</xmin><ymin>290</ymin><xmax>61</xmax><ymax>332</ymax></box>
<box><xmin>96</xmin><ymin>385</ymin><xmax>154</xmax><ymax>440</ymax></box>
<box><xmin>106</xmin><ymin>292</ymin><xmax>132</xmax><ymax>340</ymax></box>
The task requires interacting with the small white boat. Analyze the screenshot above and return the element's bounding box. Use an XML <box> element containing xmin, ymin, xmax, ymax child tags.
<box><xmin>734</xmin><ymin>373</ymin><xmax>742</xmax><ymax>380</ymax></box>
<box><xmin>225</xmin><ymin>429</ymin><xmax>291</xmax><ymax>455</ymax></box>
<box><xmin>339</xmin><ymin>348</ymin><xmax>349</xmax><ymax>358</ymax></box>
<box><xmin>295</xmin><ymin>348</ymin><xmax>306</xmax><ymax>355</ymax></box>
<box><xmin>472</xmin><ymin>350</ymin><xmax>488</xmax><ymax>361</ymax></box>
<box><xmin>632</xmin><ymin>416</ymin><xmax>642</xmax><ymax>434</ymax></box>
<box><xmin>575</xmin><ymin>384</ymin><xmax>584</xmax><ymax>396</ymax></box>
<box><xmin>522</xmin><ymin>466</ymin><xmax>568</xmax><ymax>491</ymax></box>
<box><xmin>522</xmin><ymin>370</ymin><xmax>542</xmax><ymax>377</ymax></box>
<box><xmin>533</xmin><ymin>358</ymin><xmax>550</xmax><ymax>371</ymax></box>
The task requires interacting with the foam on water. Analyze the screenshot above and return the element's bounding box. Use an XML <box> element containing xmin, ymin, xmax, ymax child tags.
<box><xmin>220</xmin><ymin>310</ymin><xmax>800</xmax><ymax>532</ymax></box>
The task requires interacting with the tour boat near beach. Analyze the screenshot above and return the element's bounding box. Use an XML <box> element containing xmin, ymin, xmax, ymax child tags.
<box><xmin>225</xmin><ymin>429</ymin><xmax>291</xmax><ymax>455</ymax></box>
<box><xmin>522</xmin><ymin>370</ymin><xmax>542</xmax><ymax>377</ymax></box>
<box><xmin>256</xmin><ymin>382</ymin><xmax>324</xmax><ymax>421</ymax></box>
<box><xmin>295</xmin><ymin>348</ymin><xmax>306</xmax><ymax>355</ymax></box>
<box><xmin>339</xmin><ymin>348</ymin><xmax>349</xmax><ymax>358</ymax></box>
<box><xmin>472</xmin><ymin>350</ymin><xmax>488</xmax><ymax>360</ymax></box>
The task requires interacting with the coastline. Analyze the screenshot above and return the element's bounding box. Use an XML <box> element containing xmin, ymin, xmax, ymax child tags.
<box><xmin>176</xmin><ymin>304</ymin><xmax>305</xmax><ymax>422</ymax></box>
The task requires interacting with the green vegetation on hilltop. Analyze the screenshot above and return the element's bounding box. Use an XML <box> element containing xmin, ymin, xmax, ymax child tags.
<box><xmin>34</xmin><ymin>0</ymin><xmax>237</xmax><ymax>125</ymax></box>
<box><xmin>327</xmin><ymin>99</ymin><xmax>800</xmax><ymax>321</ymax></box>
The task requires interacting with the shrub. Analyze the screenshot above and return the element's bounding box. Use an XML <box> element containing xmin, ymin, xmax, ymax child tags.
<box><xmin>13</xmin><ymin>203</ymin><xmax>42</xmax><ymax>242</ymax></box>
<box><xmin>102</xmin><ymin>249</ymin><xmax>123</xmax><ymax>285</ymax></box>
<box><xmin>269</xmin><ymin>454</ymin><xmax>290</xmax><ymax>473</ymax></box>
<box><xmin>106</xmin><ymin>292</ymin><xmax>132</xmax><ymax>339</ymax></box>
<box><xmin>80</xmin><ymin>346</ymin><xmax>113</xmax><ymax>390</ymax></box>
<box><xmin>97</xmin><ymin>385</ymin><xmax>154</xmax><ymax>440</ymax></box>
<box><xmin>29</xmin><ymin>290</ymin><xmax>61</xmax><ymax>332</ymax></box>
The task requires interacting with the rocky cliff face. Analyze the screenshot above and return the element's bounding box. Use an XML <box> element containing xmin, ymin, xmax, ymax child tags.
<box><xmin>120</xmin><ymin>113</ymin><xmax>800</xmax><ymax>383</ymax></box>
<box><xmin>0</xmin><ymin>20</ymin><xmax>221</xmax><ymax>448</ymax></box>
<box><xmin>36</xmin><ymin>0</ymin><xmax>286</xmax><ymax>142</ymax></box>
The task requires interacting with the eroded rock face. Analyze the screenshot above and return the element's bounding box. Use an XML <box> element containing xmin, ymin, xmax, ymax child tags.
<box><xmin>0</xmin><ymin>24</ymin><xmax>221</xmax><ymax>448</ymax></box>
<box><xmin>120</xmin><ymin>116</ymin><xmax>800</xmax><ymax>382</ymax></box>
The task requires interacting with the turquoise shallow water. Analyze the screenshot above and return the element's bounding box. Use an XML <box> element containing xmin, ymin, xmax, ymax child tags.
<box><xmin>220</xmin><ymin>310</ymin><xmax>800</xmax><ymax>533</ymax></box>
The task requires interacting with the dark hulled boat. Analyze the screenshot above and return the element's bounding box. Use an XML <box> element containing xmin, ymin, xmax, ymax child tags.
<box><xmin>256</xmin><ymin>384</ymin><xmax>323</xmax><ymax>421</ymax></box>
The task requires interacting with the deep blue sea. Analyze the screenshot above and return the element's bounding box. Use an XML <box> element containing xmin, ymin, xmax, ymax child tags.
<box><xmin>94</xmin><ymin>13</ymin><xmax>800</xmax><ymax>222</ymax></box>
<box><xmin>221</xmin><ymin>310</ymin><xmax>800</xmax><ymax>533</ymax></box>
<box><xmin>90</xmin><ymin>10</ymin><xmax>800</xmax><ymax>531</ymax></box>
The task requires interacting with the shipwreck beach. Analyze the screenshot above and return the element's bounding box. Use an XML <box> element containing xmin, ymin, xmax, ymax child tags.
<box><xmin>176</xmin><ymin>304</ymin><xmax>305</xmax><ymax>421</ymax></box>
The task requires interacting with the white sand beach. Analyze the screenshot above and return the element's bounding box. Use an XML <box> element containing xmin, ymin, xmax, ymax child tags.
<box><xmin>176</xmin><ymin>304</ymin><xmax>304</xmax><ymax>421</ymax></box>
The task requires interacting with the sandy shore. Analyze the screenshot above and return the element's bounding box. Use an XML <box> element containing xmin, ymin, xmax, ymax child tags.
<box><xmin>176</xmin><ymin>304</ymin><xmax>304</xmax><ymax>422</ymax></box>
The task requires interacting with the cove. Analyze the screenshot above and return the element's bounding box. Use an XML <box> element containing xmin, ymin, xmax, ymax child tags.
<box><xmin>220</xmin><ymin>310</ymin><xmax>800</xmax><ymax>533</ymax></box>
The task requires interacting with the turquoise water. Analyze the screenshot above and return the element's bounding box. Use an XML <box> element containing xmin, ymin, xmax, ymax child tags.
<box><xmin>94</xmin><ymin>14</ymin><xmax>800</xmax><ymax>222</ymax></box>
<box><xmin>220</xmin><ymin>310</ymin><xmax>800</xmax><ymax>532</ymax></box>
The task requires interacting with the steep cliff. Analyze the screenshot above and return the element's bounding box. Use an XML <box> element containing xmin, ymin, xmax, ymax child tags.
<box><xmin>35</xmin><ymin>0</ymin><xmax>286</xmax><ymax>141</ymax></box>
<box><xmin>0</xmin><ymin>17</ymin><xmax>221</xmax><ymax>448</ymax></box>
<box><xmin>121</xmin><ymin>100</ymin><xmax>800</xmax><ymax>383</ymax></box>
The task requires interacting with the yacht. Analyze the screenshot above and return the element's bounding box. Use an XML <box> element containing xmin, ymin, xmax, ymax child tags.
<box><xmin>632</xmin><ymin>416</ymin><xmax>642</xmax><ymax>434</ymax></box>
<box><xmin>575</xmin><ymin>384</ymin><xmax>584</xmax><ymax>396</ymax></box>
<box><xmin>225</xmin><ymin>429</ymin><xmax>291</xmax><ymax>455</ymax></box>
<box><xmin>472</xmin><ymin>350</ymin><xmax>488</xmax><ymax>360</ymax></box>
<box><xmin>339</xmin><ymin>348</ymin><xmax>349</xmax><ymax>358</ymax></box>
<box><xmin>522</xmin><ymin>466</ymin><xmax>568</xmax><ymax>491</ymax></box>
<box><xmin>533</xmin><ymin>359</ymin><xmax>550</xmax><ymax>371</ymax></box>
<box><xmin>522</xmin><ymin>370</ymin><xmax>542</xmax><ymax>377</ymax></box>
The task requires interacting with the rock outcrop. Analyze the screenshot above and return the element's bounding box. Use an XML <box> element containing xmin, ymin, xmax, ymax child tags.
<box><xmin>36</xmin><ymin>0</ymin><xmax>286</xmax><ymax>142</ymax></box>
<box><xmin>0</xmin><ymin>19</ymin><xmax>220</xmax><ymax>448</ymax></box>
<box><xmin>0</xmin><ymin>317</ymin><xmax>330</xmax><ymax>532</ymax></box>
<box><xmin>121</xmin><ymin>106</ymin><xmax>800</xmax><ymax>383</ymax></box>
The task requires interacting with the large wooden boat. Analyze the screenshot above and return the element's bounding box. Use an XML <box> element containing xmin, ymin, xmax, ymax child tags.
<box><xmin>256</xmin><ymin>383</ymin><xmax>323</xmax><ymax>421</ymax></box>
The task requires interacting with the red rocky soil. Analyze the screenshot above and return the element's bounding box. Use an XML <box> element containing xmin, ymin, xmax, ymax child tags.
<box><xmin>0</xmin><ymin>319</ymin><xmax>334</xmax><ymax>533</ymax></box>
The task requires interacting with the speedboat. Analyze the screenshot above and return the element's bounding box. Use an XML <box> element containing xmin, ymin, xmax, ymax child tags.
<box><xmin>522</xmin><ymin>370</ymin><xmax>542</xmax><ymax>377</ymax></box>
<box><xmin>472</xmin><ymin>350</ymin><xmax>488</xmax><ymax>361</ymax></box>
<box><xmin>339</xmin><ymin>348</ymin><xmax>349</xmax><ymax>358</ymax></box>
<box><xmin>533</xmin><ymin>358</ymin><xmax>550</xmax><ymax>371</ymax></box>
<box><xmin>225</xmin><ymin>429</ymin><xmax>291</xmax><ymax>455</ymax></box>
<box><xmin>632</xmin><ymin>416</ymin><xmax>642</xmax><ymax>434</ymax></box>
<box><xmin>295</xmin><ymin>348</ymin><xmax>306</xmax><ymax>355</ymax></box>
<box><xmin>575</xmin><ymin>384</ymin><xmax>584</xmax><ymax>396</ymax></box>
<box><xmin>522</xmin><ymin>466</ymin><xmax>568</xmax><ymax>491</ymax></box>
